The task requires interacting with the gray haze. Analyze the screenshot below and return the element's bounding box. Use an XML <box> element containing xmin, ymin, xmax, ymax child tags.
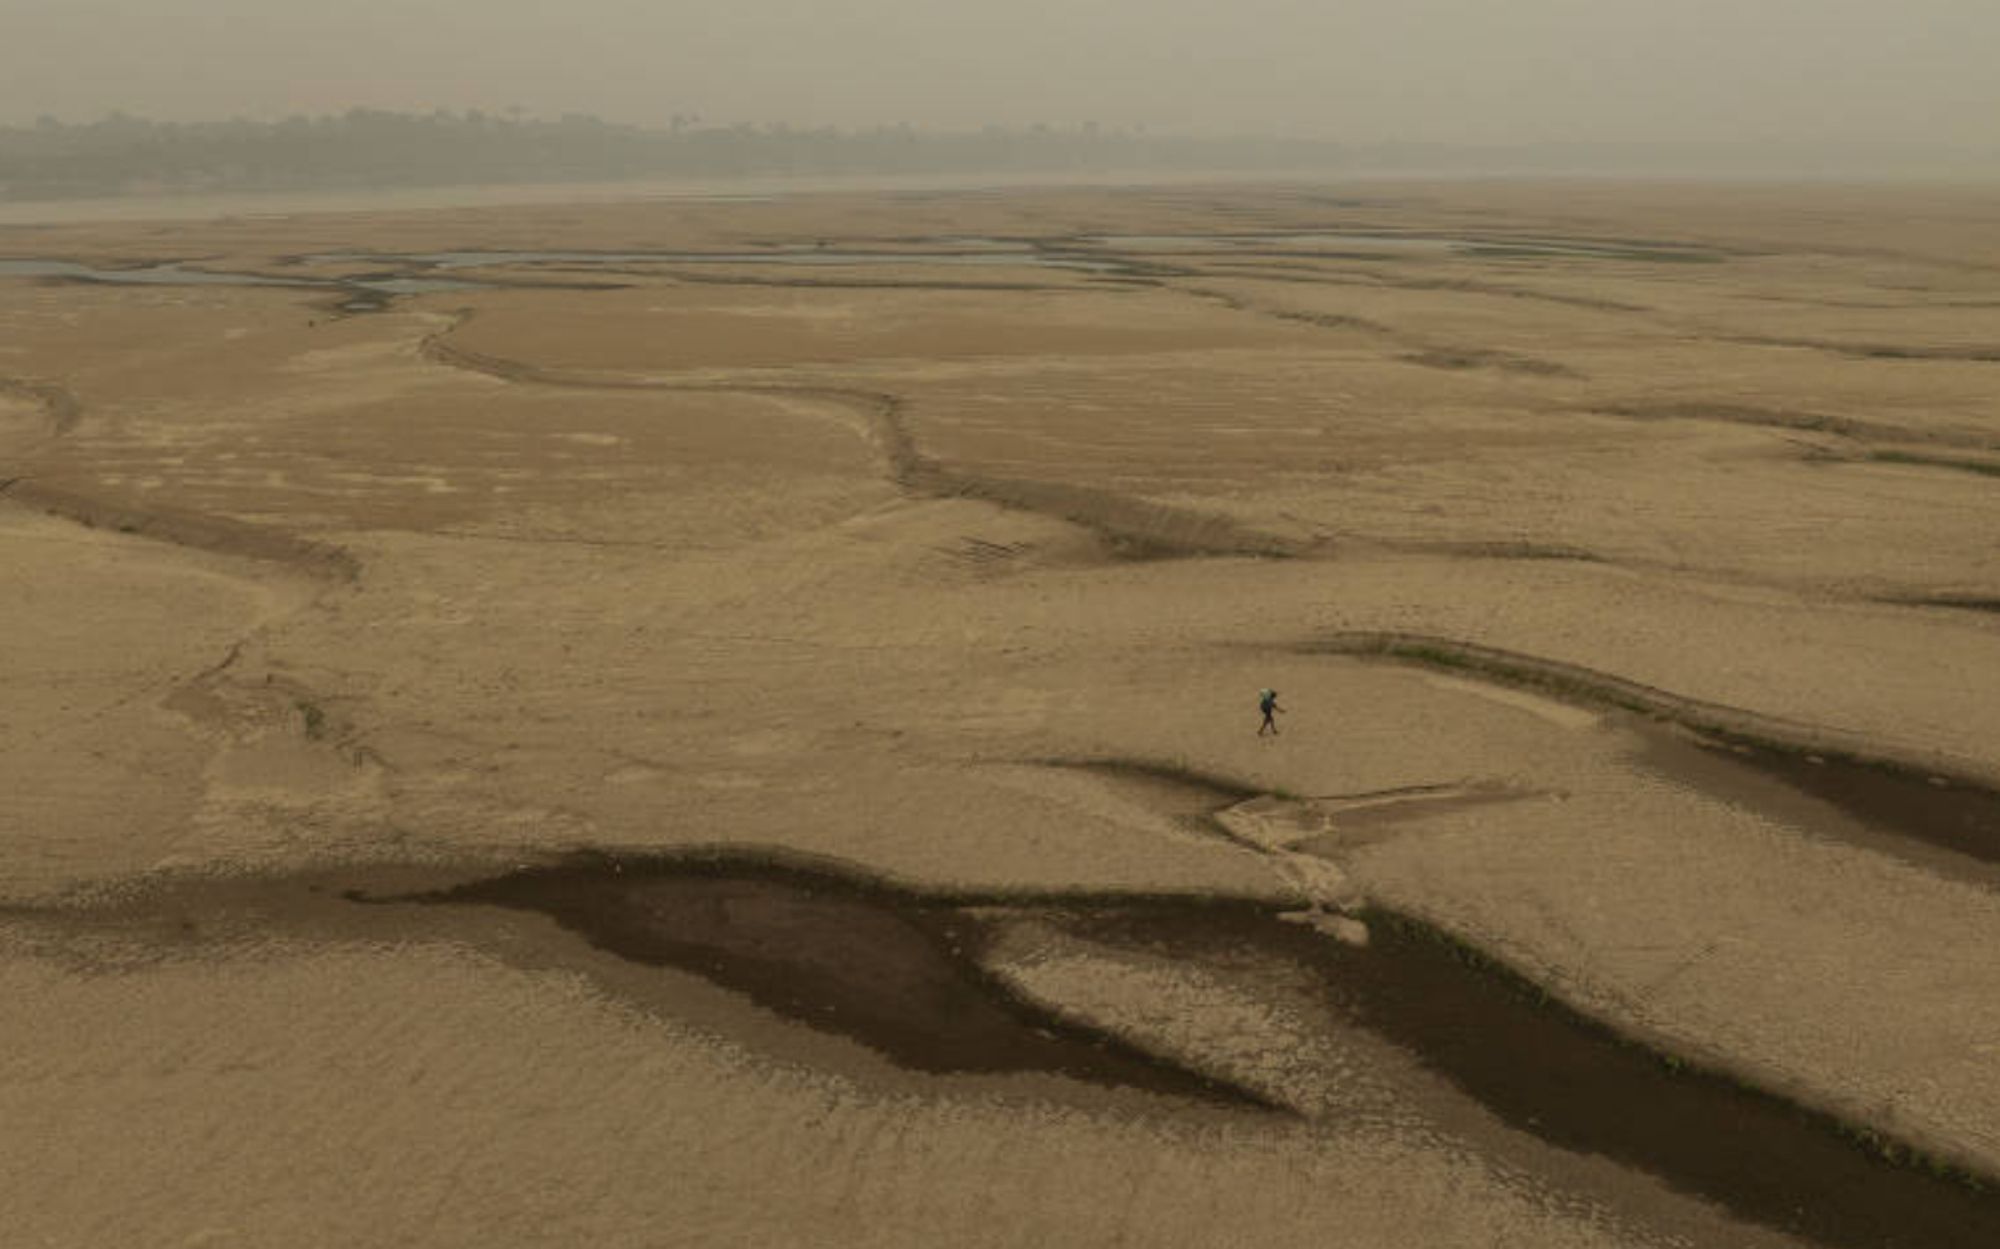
<box><xmin>5</xmin><ymin>0</ymin><xmax>1998</xmax><ymax>147</ymax></box>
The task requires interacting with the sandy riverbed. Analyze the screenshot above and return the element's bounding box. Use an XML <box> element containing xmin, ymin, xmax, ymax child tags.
<box><xmin>4</xmin><ymin>180</ymin><xmax>1999</xmax><ymax>1248</ymax></box>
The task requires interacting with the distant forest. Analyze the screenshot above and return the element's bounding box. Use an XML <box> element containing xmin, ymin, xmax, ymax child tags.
<box><xmin>0</xmin><ymin>110</ymin><xmax>1358</xmax><ymax>200</ymax></box>
<box><xmin>4</xmin><ymin>111</ymin><xmax>1993</xmax><ymax>200</ymax></box>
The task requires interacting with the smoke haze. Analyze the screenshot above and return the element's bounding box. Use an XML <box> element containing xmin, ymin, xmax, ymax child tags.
<box><xmin>5</xmin><ymin>0</ymin><xmax>1998</xmax><ymax>151</ymax></box>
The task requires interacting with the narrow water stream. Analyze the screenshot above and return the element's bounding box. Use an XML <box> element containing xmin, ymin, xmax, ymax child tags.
<box><xmin>303</xmin><ymin>247</ymin><xmax>1129</xmax><ymax>272</ymax></box>
<box><xmin>0</xmin><ymin>257</ymin><xmax>483</xmax><ymax>298</ymax></box>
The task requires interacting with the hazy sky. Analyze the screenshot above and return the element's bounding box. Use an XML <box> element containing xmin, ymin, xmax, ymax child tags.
<box><xmin>5</xmin><ymin>0</ymin><xmax>1997</xmax><ymax>145</ymax></box>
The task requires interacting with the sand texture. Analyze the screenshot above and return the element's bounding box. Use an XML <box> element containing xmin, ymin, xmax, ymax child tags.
<box><xmin>4</xmin><ymin>180</ymin><xmax>2000</xmax><ymax>1247</ymax></box>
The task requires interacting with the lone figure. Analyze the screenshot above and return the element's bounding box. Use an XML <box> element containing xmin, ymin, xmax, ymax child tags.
<box><xmin>1258</xmin><ymin>688</ymin><xmax>1284</xmax><ymax>736</ymax></box>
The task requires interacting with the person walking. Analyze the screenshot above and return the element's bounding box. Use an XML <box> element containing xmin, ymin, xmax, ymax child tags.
<box><xmin>1258</xmin><ymin>688</ymin><xmax>1284</xmax><ymax>736</ymax></box>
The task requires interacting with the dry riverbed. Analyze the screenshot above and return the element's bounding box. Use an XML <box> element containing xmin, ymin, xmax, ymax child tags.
<box><xmin>4</xmin><ymin>180</ymin><xmax>1999</xmax><ymax>1247</ymax></box>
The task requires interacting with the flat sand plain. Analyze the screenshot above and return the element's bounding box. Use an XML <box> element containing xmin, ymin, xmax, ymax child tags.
<box><xmin>4</xmin><ymin>181</ymin><xmax>1999</xmax><ymax>1247</ymax></box>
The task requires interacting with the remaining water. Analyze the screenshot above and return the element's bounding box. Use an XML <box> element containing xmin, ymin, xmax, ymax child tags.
<box><xmin>1090</xmin><ymin>233</ymin><xmax>1453</xmax><ymax>254</ymax></box>
<box><xmin>1086</xmin><ymin>233</ymin><xmax>1716</xmax><ymax>261</ymax></box>
<box><xmin>343</xmin><ymin>275</ymin><xmax>486</xmax><ymax>295</ymax></box>
<box><xmin>0</xmin><ymin>231</ymin><xmax>1716</xmax><ymax>302</ymax></box>
<box><xmin>307</xmin><ymin>247</ymin><xmax>1125</xmax><ymax>273</ymax></box>
<box><xmin>0</xmin><ymin>259</ymin><xmax>301</xmax><ymax>286</ymax></box>
<box><xmin>0</xmin><ymin>258</ymin><xmax>483</xmax><ymax>296</ymax></box>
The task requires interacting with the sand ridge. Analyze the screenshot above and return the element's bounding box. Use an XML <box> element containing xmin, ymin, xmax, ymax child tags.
<box><xmin>4</xmin><ymin>180</ymin><xmax>1999</xmax><ymax>1247</ymax></box>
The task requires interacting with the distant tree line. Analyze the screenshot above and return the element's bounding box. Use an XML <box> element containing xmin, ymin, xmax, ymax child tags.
<box><xmin>0</xmin><ymin>110</ymin><xmax>1357</xmax><ymax>200</ymax></box>
<box><xmin>6</xmin><ymin>111</ymin><xmax>1993</xmax><ymax>199</ymax></box>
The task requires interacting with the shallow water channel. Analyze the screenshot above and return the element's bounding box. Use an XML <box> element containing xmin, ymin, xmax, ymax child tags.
<box><xmin>1083</xmin><ymin>232</ymin><xmax>1722</xmax><ymax>262</ymax></box>
<box><xmin>0</xmin><ymin>258</ymin><xmax>482</xmax><ymax>301</ymax></box>
<box><xmin>413</xmin><ymin>849</ymin><xmax>2000</xmax><ymax>1249</ymax></box>
<box><xmin>303</xmin><ymin>246</ymin><xmax>1129</xmax><ymax>273</ymax></box>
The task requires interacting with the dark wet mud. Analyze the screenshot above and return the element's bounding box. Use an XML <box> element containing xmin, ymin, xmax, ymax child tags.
<box><xmin>418</xmin><ymin>851</ymin><xmax>1272</xmax><ymax>1107</ymax></box>
<box><xmin>1</xmin><ymin>478</ymin><xmax>359</xmax><ymax>579</ymax></box>
<box><xmin>1059</xmin><ymin>901</ymin><xmax>2000</xmax><ymax>1249</ymax></box>
<box><xmin>1891</xmin><ymin>595</ymin><xmax>2000</xmax><ymax>615</ymax></box>
<box><xmin>402</xmin><ymin>848</ymin><xmax>2000</xmax><ymax>1249</ymax></box>
<box><xmin>19</xmin><ymin>843</ymin><xmax>1999</xmax><ymax>1247</ymax></box>
<box><xmin>1869</xmin><ymin>450</ymin><xmax>2000</xmax><ymax>479</ymax></box>
<box><xmin>1316</xmin><ymin>633</ymin><xmax>2000</xmax><ymax>876</ymax></box>
<box><xmin>1674</xmin><ymin>733</ymin><xmax>2000</xmax><ymax>871</ymax></box>
<box><xmin>1635</xmin><ymin>723</ymin><xmax>2000</xmax><ymax>882</ymax></box>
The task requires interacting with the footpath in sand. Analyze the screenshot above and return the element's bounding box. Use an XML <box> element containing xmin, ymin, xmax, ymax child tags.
<box><xmin>3</xmin><ymin>182</ymin><xmax>1999</xmax><ymax>1248</ymax></box>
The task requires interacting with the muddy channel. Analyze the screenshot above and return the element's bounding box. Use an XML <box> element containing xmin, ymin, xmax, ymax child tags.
<box><xmin>390</xmin><ymin>848</ymin><xmax>2000</xmax><ymax>1249</ymax></box>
